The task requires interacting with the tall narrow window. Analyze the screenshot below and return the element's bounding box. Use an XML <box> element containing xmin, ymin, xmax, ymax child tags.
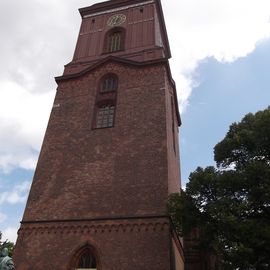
<box><xmin>108</xmin><ymin>31</ymin><xmax>121</xmax><ymax>52</ymax></box>
<box><xmin>93</xmin><ymin>74</ymin><xmax>118</xmax><ymax>129</ymax></box>
<box><xmin>96</xmin><ymin>104</ymin><xmax>115</xmax><ymax>128</ymax></box>
<box><xmin>104</xmin><ymin>28</ymin><xmax>125</xmax><ymax>53</ymax></box>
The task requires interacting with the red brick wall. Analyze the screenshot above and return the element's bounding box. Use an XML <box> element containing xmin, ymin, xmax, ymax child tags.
<box><xmin>71</xmin><ymin>2</ymin><xmax>165</xmax><ymax>66</ymax></box>
<box><xmin>64</xmin><ymin>1</ymin><xmax>168</xmax><ymax>76</ymax></box>
<box><xmin>23</xmin><ymin>62</ymin><xmax>172</xmax><ymax>222</ymax></box>
<box><xmin>165</xmin><ymin>75</ymin><xmax>181</xmax><ymax>195</ymax></box>
<box><xmin>14</xmin><ymin>218</ymin><xmax>171</xmax><ymax>270</ymax></box>
<box><xmin>14</xmin><ymin>0</ymin><xmax>184</xmax><ymax>267</ymax></box>
<box><xmin>14</xmin><ymin>61</ymin><xmax>184</xmax><ymax>269</ymax></box>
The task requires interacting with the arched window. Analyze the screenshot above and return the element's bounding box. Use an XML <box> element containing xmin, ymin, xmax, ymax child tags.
<box><xmin>70</xmin><ymin>245</ymin><xmax>98</xmax><ymax>270</ymax></box>
<box><xmin>104</xmin><ymin>28</ymin><xmax>125</xmax><ymax>53</ymax></box>
<box><xmin>76</xmin><ymin>249</ymin><xmax>96</xmax><ymax>269</ymax></box>
<box><xmin>93</xmin><ymin>74</ymin><xmax>118</xmax><ymax>129</ymax></box>
<box><xmin>101</xmin><ymin>76</ymin><xmax>118</xmax><ymax>93</ymax></box>
<box><xmin>108</xmin><ymin>31</ymin><xmax>121</xmax><ymax>52</ymax></box>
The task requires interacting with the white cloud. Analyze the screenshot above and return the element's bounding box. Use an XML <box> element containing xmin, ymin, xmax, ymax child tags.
<box><xmin>0</xmin><ymin>180</ymin><xmax>30</xmax><ymax>243</ymax></box>
<box><xmin>0</xmin><ymin>0</ymin><xmax>270</xmax><ymax>172</ymax></box>
<box><xmin>1</xmin><ymin>227</ymin><xmax>18</xmax><ymax>244</ymax></box>
<box><xmin>163</xmin><ymin>0</ymin><xmax>270</xmax><ymax>111</ymax></box>
<box><xmin>0</xmin><ymin>181</ymin><xmax>31</xmax><ymax>205</ymax></box>
<box><xmin>0</xmin><ymin>81</ymin><xmax>53</xmax><ymax>173</ymax></box>
<box><xmin>0</xmin><ymin>0</ymin><xmax>92</xmax><ymax>173</ymax></box>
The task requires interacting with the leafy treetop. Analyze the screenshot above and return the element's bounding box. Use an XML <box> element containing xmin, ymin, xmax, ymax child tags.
<box><xmin>0</xmin><ymin>232</ymin><xmax>14</xmax><ymax>257</ymax></box>
<box><xmin>168</xmin><ymin>106</ymin><xmax>270</xmax><ymax>270</ymax></box>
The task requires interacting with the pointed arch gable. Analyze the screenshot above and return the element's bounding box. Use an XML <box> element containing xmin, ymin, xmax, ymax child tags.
<box><xmin>55</xmin><ymin>57</ymin><xmax>181</xmax><ymax>127</ymax></box>
<box><xmin>69</xmin><ymin>243</ymin><xmax>101</xmax><ymax>270</ymax></box>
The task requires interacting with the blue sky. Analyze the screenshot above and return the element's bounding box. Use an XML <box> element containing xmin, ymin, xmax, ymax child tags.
<box><xmin>0</xmin><ymin>0</ymin><xmax>270</xmax><ymax>243</ymax></box>
<box><xmin>181</xmin><ymin>38</ymin><xmax>270</xmax><ymax>183</ymax></box>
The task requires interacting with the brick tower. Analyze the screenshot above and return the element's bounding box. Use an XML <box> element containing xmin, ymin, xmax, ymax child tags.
<box><xmin>13</xmin><ymin>0</ymin><xmax>184</xmax><ymax>269</ymax></box>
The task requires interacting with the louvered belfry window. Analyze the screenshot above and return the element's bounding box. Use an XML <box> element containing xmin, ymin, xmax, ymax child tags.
<box><xmin>108</xmin><ymin>31</ymin><xmax>122</xmax><ymax>52</ymax></box>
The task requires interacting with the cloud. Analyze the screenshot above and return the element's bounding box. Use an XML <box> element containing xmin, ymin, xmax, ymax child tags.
<box><xmin>0</xmin><ymin>0</ymin><xmax>270</xmax><ymax>173</ymax></box>
<box><xmin>0</xmin><ymin>81</ymin><xmax>53</xmax><ymax>173</ymax></box>
<box><xmin>0</xmin><ymin>181</ymin><xmax>30</xmax><ymax>243</ymax></box>
<box><xmin>163</xmin><ymin>0</ymin><xmax>270</xmax><ymax>110</ymax></box>
<box><xmin>0</xmin><ymin>0</ymin><xmax>95</xmax><ymax>173</ymax></box>
<box><xmin>1</xmin><ymin>227</ymin><xmax>18</xmax><ymax>244</ymax></box>
<box><xmin>0</xmin><ymin>181</ymin><xmax>31</xmax><ymax>205</ymax></box>
<box><xmin>0</xmin><ymin>0</ymin><xmax>80</xmax><ymax>94</ymax></box>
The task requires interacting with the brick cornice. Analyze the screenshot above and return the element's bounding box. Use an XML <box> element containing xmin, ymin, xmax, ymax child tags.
<box><xmin>55</xmin><ymin>56</ymin><xmax>168</xmax><ymax>83</ymax></box>
<box><xmin>18</xmin><ymin>218</ymin><xmax>170</xmax><ymax>236</ymax></box>
<box><xmin>21</xmin><ymin>214</ymin><xmax>168</xmax><ymax>224</ymax></box>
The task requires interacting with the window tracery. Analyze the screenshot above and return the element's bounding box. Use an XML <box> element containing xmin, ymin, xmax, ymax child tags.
<box><xmin>104</xmin><ymin>27</ymin><xmax>125</xmax><ymax>53</ymax></box>
<box><xmin>72</xmin><ymin>246</ymin><xmax>98</xmax><ymax>270</ymax></box>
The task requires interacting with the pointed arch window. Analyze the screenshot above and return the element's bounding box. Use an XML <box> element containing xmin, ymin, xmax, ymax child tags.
<box><xmin>93</xmin><ymin>74</ymin><xmax>118</xmax><ymax>129</ymax></box>
<box><xmin>76</xmin><ymin>250</ymin><xmax>96</xmax><ymax>269</ymax></box>
<box><xmin>101</xmin><ymin>76</ymin><xmax>118</xmax><ymax>93</ymax></box>
<box><xmin>71</xmin><ymin>245</ymin><xmax>98</xmax><ymax>270</ymax></box>
<box><xmin>108</xmin><ymin>31</ymin><xmax>121</xmax><ymax>52</ymax></box>
<box><xmin>104</xmin><ymin>28</ymin><xmax>125</xmax><ymax>53</ymax></box>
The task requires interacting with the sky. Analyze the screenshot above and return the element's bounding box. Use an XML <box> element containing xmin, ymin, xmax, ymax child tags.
<box><xmin>0</xmin><ymin>0</ymin><xmax>270</xmax><ymax>243</ymax></box>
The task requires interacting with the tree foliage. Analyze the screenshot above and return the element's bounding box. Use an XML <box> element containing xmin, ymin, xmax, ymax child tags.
<box><xmin>0</xmin><ymin>232</ymin><xmax>14</xmax><ymax>257</ymax></box>
<box><xmin>168</xmin><ymin>107</ymin><xmax>270</xmax><ymax>269</ymax></box>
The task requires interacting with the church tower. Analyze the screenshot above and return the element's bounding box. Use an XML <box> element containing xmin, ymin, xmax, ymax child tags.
<box><xmin>14</xmin><ymin>0</ymin><xmax>184</xmax><ymax>269</ymax></box>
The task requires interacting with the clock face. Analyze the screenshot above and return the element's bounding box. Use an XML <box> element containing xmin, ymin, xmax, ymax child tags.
<box><xmin>107</xmin><ymin>14</ymin><xmax>126</xmax><ymax>27</ymax></box>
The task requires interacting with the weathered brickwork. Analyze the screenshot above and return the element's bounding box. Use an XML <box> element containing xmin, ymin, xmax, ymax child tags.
<box><xmin>24</xmin><ymin>62</ymin><xmax>171</xmax><ymax>221</ymax></box>
<box><xmin>15</xmin><ymin>218</ymin><xmax>172</xmax><ymax>270</ymax></box>
<box><xmin>14</xmin><ymin>0</ymin><xmax>184</xmax><ymax>269</ymax></box>
<box><xmin>14</xmin><ymin>59</ymin><xmax>184</xmax><ymax>269</ymax></box>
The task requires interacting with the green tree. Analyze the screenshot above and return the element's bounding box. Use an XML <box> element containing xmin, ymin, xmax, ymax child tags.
<box><xmin>168</xmin><ymin>107</ymin><xmax>270</xmax><ymax>269</ymax></box>
<box><xmin>0</xmin><ymin>231</ymin><xmax>14</xmax><ymax>257</ymax></box>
